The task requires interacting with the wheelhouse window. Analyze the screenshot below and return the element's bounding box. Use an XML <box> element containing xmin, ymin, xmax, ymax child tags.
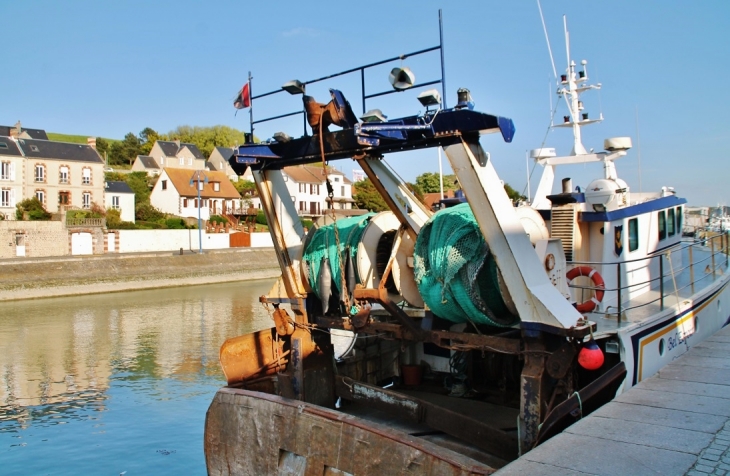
<box><xmin>35</xmin><ymin>164</ymin><xmax>45</xmax><ymax>182</ymax></box>
<box><xmin>658</xmin><ymin>210</ymin><xmax>667</xmax><ymax>241</ymax></box>
<box><xmin>82</xmin><ymin>168</ymin><xmax>91</xmax><ymax>185</ymax></box>
<box><xmin>667</xmin><ymin>208</ymin><xmax>676</xmax><ymax>237</ymax></box>
<box><xmin>59</xmin><ymin>166</ymin><xmax>69</xmax><ymax>184</ymax></box>
<box><xmin>676</xmin><ymin>207</ymin><xmax>683</xmax><ymax>234</ymax></box>
<box><xmin>629</xmin><ymin>218</ymin><xmax>639</xmax><ymax>252</ymax></box>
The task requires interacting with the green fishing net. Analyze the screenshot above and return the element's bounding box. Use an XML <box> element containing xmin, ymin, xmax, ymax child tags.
<box><xmin>414</xmin><ymin>203</ymin><xmax>517</xmax><ymax>327</ymax></box>
<box><xmin>303</xmin><ymin>213</ymin><xmax>375</xmax><ymax>300</ymax></box>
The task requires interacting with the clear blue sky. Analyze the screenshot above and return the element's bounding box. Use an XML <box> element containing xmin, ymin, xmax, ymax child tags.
<box><xmin>3</xmin><ymin>0</ymin><xmax>729</xmax><ymax>206</ymax></box>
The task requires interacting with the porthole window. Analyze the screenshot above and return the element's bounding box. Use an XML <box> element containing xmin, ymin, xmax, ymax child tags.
<box><xmin>658</xmin><ymin>338</ymin><xmax>665</xmax><ymax>356</ymax></box>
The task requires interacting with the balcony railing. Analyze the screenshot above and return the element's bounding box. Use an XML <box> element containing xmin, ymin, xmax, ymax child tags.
<box><xmin>66</xmin><ymin>217</ymin><xmax>105</xmax><ymax>227</ymax></box>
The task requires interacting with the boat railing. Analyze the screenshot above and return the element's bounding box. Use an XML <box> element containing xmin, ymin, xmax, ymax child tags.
<box><xmin>567</xmin><ymin>230</ymin><xmax>729</xmax><ymax>323</ymax></box>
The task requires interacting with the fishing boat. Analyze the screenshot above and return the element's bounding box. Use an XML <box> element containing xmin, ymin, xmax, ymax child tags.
<box><xmin>204</xmin><ymin>15</ymin><xmax>730</xmax><ymax>475</ymax></box>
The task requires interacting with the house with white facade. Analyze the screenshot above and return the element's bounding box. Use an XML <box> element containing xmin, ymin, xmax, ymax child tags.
<box><xmin>132</xmin><ymin>140</ymin><xmax>206</xmax><ymax>175</ymax></box>
<box><xmin>0</xmin><ymin>137</ymin><xmax>24</xmax><ymax>220</ymax></box>
<box><xmin>131</xmin><ymin>155</ymin><xmax>161</xmax><ymax>175</ymax></box>
<box><xmin>104</xmin><ymin>181</ymin><xmax>135</xmax><ymax>223</ymax></box>
<box><xmin>207</xmin><ymin>147</ymin><xmax>253</xmax><ymax>182</ymax></box>
<box><xmin>17</xmin><ymin>137</ymin><xmax>105</xmax><ymax>214</ymax></box>
<box><xmin>150</xmin><ymin>168</ymin><xmax>240</xmax><ymax>221</ymax></box>
<box><xmin>278</xmin><ymin>165</ymin><xmax>354</xmax><ymax>218</ymax></box>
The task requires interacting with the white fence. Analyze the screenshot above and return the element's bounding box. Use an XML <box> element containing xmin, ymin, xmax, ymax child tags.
<box><xmin>117</xmin><ymin>229</ymin><xmax>231</xmax><ymax>253</ymax></box>
<box><xmin>116</xmin><ymin>230</ymin><xmax>274</xmax><ymax>253</ymax></box>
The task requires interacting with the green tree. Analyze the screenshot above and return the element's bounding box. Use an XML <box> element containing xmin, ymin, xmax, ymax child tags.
<box><xmin>504</xmin><ymin>183</ymin><xmax>526</xmax><ymax>203</ymax></box>
<box><xmin>234</xmin><ymin>179</ymin><xmax>257</xmax><ymax>197</ymax></box>
<box><xmin>415</xmin><ymin>172</ymin><xmax>458</xmax><ymax>194</ymax></box>
<box><xmin>139</xmin><ymin>127</ymin><xmax>164</xmax><ymax>155</ymax></box>
<box><xmin>108</xmin><ymin>132</ymin><xmax>142</xmax><ymax>167</ymax></box>
<box><xmin>135</xmin><ymin>203</ymin><xmax>165</xmax><ymax>222</ymax></box>
<box><xmin>16</xmin><ymin>197</ymin><xmax>51</xmax><ymax>220</ymax></box>
<box><xmin>125</xmin><ymin>171</ymin><xmax>154</xmax><ymax>205</ymax></box>
<box><xmin>353</xmin><ymin>178</ymin><xmax>388</xmax><ymax>212</ymax></box>
<box><xmin>96</xmin><ymin>137</ymin><xmax>110</xmax><ymax>164</ymax></box>
<box><xmin>166</xmin><ymin>125</ymin><xmax>246</xmax><ymax>157</ymax></box>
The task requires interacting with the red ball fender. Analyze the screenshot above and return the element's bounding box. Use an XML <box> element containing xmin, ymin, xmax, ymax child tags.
<box><xmin>566</xmin><ymin>266</ymin><xmax>605</xmax><ymax>313</ymax></box>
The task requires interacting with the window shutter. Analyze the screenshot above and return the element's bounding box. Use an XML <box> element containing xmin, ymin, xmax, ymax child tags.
<box><xmin>10</xmin><ymin>163</ymin><xmax>15</xmax><ymax>181</ymax></box>
<box><xmin>10</xmin><ymin>189</ymin><xmax>15</xmax><ymax>207</ymax></box>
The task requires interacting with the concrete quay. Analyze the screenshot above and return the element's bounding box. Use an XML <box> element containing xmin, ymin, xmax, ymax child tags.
<box><xmin>496</xmin><ymin>324</ymin><xmax>730</xmax><ymax>476</ymax></box>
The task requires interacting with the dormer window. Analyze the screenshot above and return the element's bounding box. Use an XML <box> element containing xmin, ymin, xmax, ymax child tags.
<box><xmin>213</xmin><ymin>182</ymin><xmax>220</xmax><ymax>192</ymax></box>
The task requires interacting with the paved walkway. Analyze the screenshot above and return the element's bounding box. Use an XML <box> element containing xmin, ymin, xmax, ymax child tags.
<box><xmin>496</xmin><ymin>324</ymin><xmax>730</xmax><ymax>476</ymax></box>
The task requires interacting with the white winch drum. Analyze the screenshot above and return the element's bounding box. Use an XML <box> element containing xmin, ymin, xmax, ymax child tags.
<box><xmin>356</xmin><ymin>211</ymin><xmax>423</xmax><ymax>307</ymax></box>
<box><xmin>515</xmin><ymin>205</ymin><xmax>549</xmax><ymax>245</ymax></box>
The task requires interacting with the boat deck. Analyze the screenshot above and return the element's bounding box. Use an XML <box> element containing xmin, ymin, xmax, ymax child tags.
<box><xmin>494</xmin><ymin>322</ymin><xmax>730</xmax><ymax>476</ymax></box>
<box><xmin>590</xmin><ymin>241</ymin><xmax>729</xmax><ymax>335</ymax></box>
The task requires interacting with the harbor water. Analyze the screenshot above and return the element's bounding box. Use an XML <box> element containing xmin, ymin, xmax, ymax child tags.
<box><xmin>0</xmin><ymin>279</ymin><xmax>276</xmax><ymax>475</ymax></box>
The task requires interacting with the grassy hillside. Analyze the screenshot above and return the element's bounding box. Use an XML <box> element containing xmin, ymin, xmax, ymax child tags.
<box><xmin>47</xmin><ymin>132</ymin><xmax>119</xmax><ymax>144</ymax></box>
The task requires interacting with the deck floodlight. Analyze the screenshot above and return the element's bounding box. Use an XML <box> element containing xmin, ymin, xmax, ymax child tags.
<box><xmin>360</xmin><ymin>109</ymin><xmax>387</xmax><ymax>123</ymax></box>
<box><xmin>417</xmin><ymin>89</ymin><xmax>441</xmax><ymax>107</ymax></box>
<box><xmin>282</xmin><ymin>79</ymin><xmax>306</xmax><ymax>95</ymax></box>
<box><xmin>455</xmin><ymin>88</ymin><xmax>474</xmax><ymax>110</ymax></box>
<box><xmin>389</xmin><ymin>67</ymin><xmax>415</xmax><ymax>91</ymax></box>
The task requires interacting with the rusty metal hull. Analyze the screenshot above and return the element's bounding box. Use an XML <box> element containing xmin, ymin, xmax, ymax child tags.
<box><xmin>205</xmin><ymin>387</ymin><xmax>495</xmax><ymax>475</ymax></box>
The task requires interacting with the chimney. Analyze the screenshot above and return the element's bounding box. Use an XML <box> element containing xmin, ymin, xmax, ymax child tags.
<box><xmin>87</xmin><ymin>137</ymin><xmax>97</xmax><ymax>149</ymax></box>
<box><xmin>174</xmin><ymin>139</ymin><xmax>181</xmax><ymax>147</ymax></box>
<box><xmin>10</xmin><ymin>120</ymin><xmax>21</xmax><ymax>138</ymax></box>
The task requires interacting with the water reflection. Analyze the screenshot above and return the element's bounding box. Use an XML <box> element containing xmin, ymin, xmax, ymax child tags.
<box><xmin>0</xmin><ymin>279</ymin><xmax>275</xmax><ymax>470</ymax></box>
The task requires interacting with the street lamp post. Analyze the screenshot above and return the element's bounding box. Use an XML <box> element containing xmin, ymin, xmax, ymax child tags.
<box><xmin>190</xmin><ymin>170</ymin><xmax>208</xmax><ymax>253</ymax></box>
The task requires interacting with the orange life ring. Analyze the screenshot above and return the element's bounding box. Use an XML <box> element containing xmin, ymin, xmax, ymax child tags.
<box><xmin>566</xmin><ymin>266</ymin><xmax>605</xmax><ymax>313</ymax></box>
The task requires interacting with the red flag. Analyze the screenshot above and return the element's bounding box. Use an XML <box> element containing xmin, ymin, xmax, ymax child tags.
<box><xmin>233</xmin><ymin>83</ymin><xmax>250</xmax><ymax>109</ymax></box>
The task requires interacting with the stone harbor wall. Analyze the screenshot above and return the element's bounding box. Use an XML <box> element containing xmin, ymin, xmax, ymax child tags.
<box><xmin>0</xmin><ymin>248</ymin><xmax>281</xmax><ymax>301</ymax></box>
